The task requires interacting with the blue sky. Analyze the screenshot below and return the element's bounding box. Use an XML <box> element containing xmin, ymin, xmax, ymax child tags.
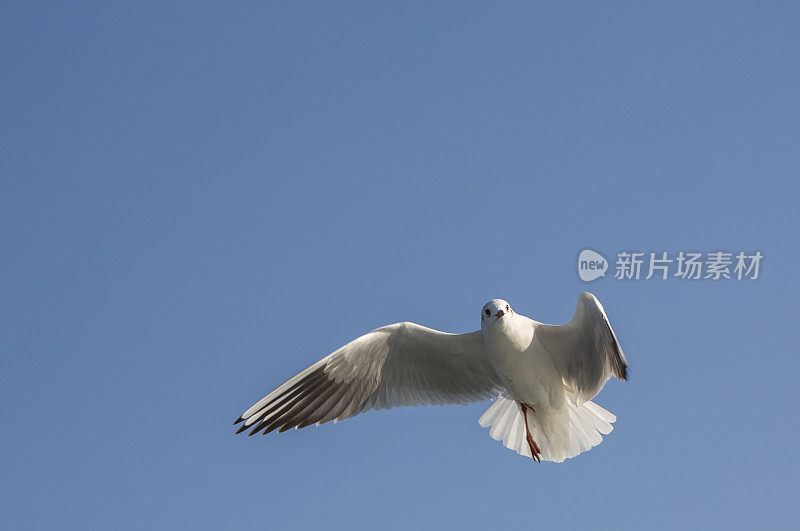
<box><xmin>2</xmin><ymin>2</ymin><xmax>799</xmax><ymax>529</ymax></box>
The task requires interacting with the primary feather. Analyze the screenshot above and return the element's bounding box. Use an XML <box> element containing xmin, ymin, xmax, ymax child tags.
<box><xmin>235</xmin><ymin>322</ymin><xmax>505</xmax><ymax>435</ymax></box>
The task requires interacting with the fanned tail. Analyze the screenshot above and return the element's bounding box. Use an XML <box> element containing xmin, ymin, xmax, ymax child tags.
<box><xmin>478</xmin><ymin>393</ymin><xmax>616</xmax><ymax>462</ymax></box>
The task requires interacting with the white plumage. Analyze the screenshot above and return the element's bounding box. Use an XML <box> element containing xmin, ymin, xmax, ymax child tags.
<box><xmin>234</xmin><ymin>292</ymin><xmax>628</xmax><ymax>463</ymax></box>
<box><xmin>478</xmin><ymin>391</ymin><xmax>615</xmax><ymax>462</ymax></box>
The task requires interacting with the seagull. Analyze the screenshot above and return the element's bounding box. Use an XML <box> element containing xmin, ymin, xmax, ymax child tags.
<box><xmin>234</xmin><ymin>293</ymin><xmax>628</xmax><ymax>462</ymax></box>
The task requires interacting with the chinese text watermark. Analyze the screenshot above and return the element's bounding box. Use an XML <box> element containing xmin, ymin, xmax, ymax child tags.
<box><xmin>578</xmin><ymin>250</ymin><xmax>762</xmax><ymax>281</ymax></box>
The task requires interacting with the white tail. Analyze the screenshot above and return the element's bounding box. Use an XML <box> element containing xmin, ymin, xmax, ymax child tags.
<box><xmin>478</xmin><ymin>393</ymin><xmax>616</xmax><ymax>462</ymax></box>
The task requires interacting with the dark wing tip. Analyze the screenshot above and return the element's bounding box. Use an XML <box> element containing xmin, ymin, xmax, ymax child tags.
<box><xmin>233</xmin><ymin>416</ymin><xmax>245</xmax><ymax>426</ymax></box>
<box><xmin>612</xmin><ymin>344</ymin><xmax>629</xmax><ymax>381</ymax></box>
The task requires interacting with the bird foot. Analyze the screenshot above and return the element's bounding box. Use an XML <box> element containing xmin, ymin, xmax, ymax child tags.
<box><xmin>521</xmin><ymin>403</ymin><xmax>542</xmax><ymax>463</ymax></box>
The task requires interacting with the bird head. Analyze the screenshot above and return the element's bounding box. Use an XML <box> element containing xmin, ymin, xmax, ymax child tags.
<box><xmin>481</xmin><ymin>299</ymin><xmax>513</xmax><ymax>326</ymax></box>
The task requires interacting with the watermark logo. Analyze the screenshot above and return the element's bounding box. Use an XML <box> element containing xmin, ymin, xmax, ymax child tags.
<box><xmin>577</xmin><ymin>249</ymin><xmax>763</xmax><ymax>281</ymax></box>
<box><xmin>577</xmin><ymin>249</ymin><xmax>608</xmax><ymax>281</ymax></box>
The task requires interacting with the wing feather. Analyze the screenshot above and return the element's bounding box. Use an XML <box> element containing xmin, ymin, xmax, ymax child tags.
<box><xmin>235</xmin><ymin>322</ymin><xmax>504</xmax><ymax>435</ymax></box>
<box><xmin>536</xmin><ymin>293</ymin><xmax>628</xmax><ymax>403</ymax></box>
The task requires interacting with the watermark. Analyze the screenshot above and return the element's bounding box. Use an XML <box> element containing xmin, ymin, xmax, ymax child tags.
<box><xmin>578</xmin><ymin>250</ymin><xmax>763</xmax><ymax>281</ymax></box>
<box><xmin>577</xmin><ymin>249</ymin><xmax>608</xmax><ymax>281</ymax></box>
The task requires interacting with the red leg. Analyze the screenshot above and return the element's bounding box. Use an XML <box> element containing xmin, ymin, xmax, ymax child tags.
<box><xmin>521</xmin><ymin>404</ymin><xmax>542</xmax><ymax>462</ymax></box>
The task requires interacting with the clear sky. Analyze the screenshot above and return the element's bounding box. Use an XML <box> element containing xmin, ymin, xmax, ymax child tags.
<box><xmin>2</xmin><ymin>2</ymin><xmax>799</xmax><ymax>529</ymax></box>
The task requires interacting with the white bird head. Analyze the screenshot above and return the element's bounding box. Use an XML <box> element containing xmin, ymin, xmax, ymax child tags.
<box><xmin>481</xmin><ymin>299</ymin><xmax>513</xmax><ymax>326</ymax></box>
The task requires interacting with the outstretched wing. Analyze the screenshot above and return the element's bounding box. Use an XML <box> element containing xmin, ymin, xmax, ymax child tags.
<box><xmin>536</xmin><ymin>293</ymin><xmax>628</xmax><ymax>403</ymax></box>
<box><xmin>235</xmin><ymin>322</ymin><xmax>504</xmax><ymax>435</ymax></box>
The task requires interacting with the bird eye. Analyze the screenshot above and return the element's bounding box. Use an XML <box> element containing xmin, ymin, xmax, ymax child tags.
<box><xmin>506</xmin><ymin>305</ymin><xmax>509</xmax><ymax>311</ymax></box>
<box><xmin>484</xmin><ymin>308</ymin><xmax>490</xmax><ymax>316</ymax></box>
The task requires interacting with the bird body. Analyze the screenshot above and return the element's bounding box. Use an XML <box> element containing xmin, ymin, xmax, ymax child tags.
<box><xmin>482</xmin><ymin>311</ymin><xmax>564</xmax><ymax>412</ymax></box>
<box><xmin>234</xmin><ymin>293</ymin><xmax>628</xmax><ymax>463</ymax></box>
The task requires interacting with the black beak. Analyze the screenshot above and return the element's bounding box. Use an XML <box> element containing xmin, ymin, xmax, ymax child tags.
<box><xmin>496</xmin><ymin>310</ymin><xmax>504</xmax><ymax>317</ymax></box>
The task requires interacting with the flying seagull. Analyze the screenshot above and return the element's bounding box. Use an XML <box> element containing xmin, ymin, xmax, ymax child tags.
<box><xmin>234</xmin><ymin>293</ymin><xmax>628</xmax><ymax>462</ymax></box>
